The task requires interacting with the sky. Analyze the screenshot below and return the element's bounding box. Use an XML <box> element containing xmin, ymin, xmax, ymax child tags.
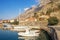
<box><xmin>0</xmin><ymin>0</ymin><xmax>38</xmax><ymax>20</ymax></box>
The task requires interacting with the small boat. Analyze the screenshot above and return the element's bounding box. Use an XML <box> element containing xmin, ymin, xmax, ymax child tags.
<box><xmin>18</xmin><ymin>27</ymin><xmax>39</xmax><ymax>36</ymax></box>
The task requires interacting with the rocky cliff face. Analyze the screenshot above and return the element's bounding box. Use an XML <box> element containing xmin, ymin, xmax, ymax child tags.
<box><xmin>39</xmin><ymin>0</ymin><xmax>60</xmax><ymax>25</ymax></box>
<box><xmin>17</xmin><ymin>0</ymin><xmax>60</xmax><ymax>26</ymax></box>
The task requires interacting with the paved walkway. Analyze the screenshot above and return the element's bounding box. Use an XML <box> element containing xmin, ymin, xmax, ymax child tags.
<box><xmin>56</xmin><ymin>30</ymin><xmax>60</xmax><ymax>40</ymax></box>
<box><xmin>49</xmin><ymin>26</ymin><xmax>60</xmax><ymax>40</ymax></box>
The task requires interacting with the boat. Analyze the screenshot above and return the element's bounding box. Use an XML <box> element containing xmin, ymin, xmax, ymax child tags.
<box><xmin>18</xmin><ymin>26</ymin><xmax>40</xmax><ymax>37</ymax></box>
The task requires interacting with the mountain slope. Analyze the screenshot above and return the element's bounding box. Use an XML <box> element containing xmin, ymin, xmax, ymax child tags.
<box><xmin>17</xmin><ymin>0</ymin><xmax>60</xmax><ymax>26</ymax></box>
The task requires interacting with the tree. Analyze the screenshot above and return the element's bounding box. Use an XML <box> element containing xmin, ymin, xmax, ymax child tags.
<box><xmin>48</xmin><ymin>17</ymin><xmax>59</xmax><ymax>25</ymax></box>
<box><xmin>34</xmin><ymin>13</ymin><xmax>38</xmax><ymax>18</ymax></box>
<box><xmin>10</xmin><ymin>20</ymin><xmax>19</xmax><ymax>25</ymax></box>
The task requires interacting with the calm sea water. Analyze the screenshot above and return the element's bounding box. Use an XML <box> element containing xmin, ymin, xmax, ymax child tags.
<box><xmin>0</xmin><ymin>30</ymin><xmax>24</xmax><ymax>40</ymax></box>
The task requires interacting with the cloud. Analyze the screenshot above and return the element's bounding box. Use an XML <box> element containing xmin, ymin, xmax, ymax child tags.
<box><xmin>24</xmin><ymin>0</ymin><xmax>40</xmax><ymax>11</ymax></box>
<box><xmin>35</xmin><ymin>0</ymin><xmax>40</xmax><ymax>4</ymax></box>
<box><xmin>31</xmin><ymin>5</ymin><xmax>36</xmax><ymax>7</ymax></box>
<box><xmin>24</xmin><ymin>8</ymin><xmax>29</xmax><ymax>11</ymax></box>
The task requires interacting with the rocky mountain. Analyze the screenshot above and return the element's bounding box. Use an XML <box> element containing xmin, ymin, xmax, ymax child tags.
<box><xmin>17</xmin><ymin>0</ymin><xmax>60</xmax><ymax>26</ymax></box>
<box><xmin>40</xmin><ymin>0</ymin><xmax>60</xmax><ymax>24</ymax></box>
<box><xmin>19</xmin><ymin>6</ymin><xmax>42</xmax><ymax>18</ymax></box>
<box><xmin>18</xmin><ymin>0</ymin><xmax>52</xmax><ymax>19</ymax></box>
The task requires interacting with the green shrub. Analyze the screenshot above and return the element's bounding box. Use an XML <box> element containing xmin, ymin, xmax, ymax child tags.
<box><xmin>48</xmin><ymin>17</ymin><xmax>59</xmax><ymax>25</ymax></box>
<box><xmin>34</xmin><ymin>13</ymin><xmax>38</xmax><ymax>18</ymax></box>
<box><xmin>10</xmin><ymin>20</ymin><xmax>19</xmax><ymax>25</ymax></box>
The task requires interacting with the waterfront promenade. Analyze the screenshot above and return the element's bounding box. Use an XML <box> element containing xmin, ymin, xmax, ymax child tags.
<box><xmin>56</xmin><ymin>30</ymin><xmax>60</xmax><ymax>40</ymax></box>
<box><xmin>0</xmin><ymin>25</ymin><xmax>60</xmax><ymax>40</ymax></box>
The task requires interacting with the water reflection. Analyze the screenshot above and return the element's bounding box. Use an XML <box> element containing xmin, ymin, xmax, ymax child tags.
<box><xmin>0</xmin><ymin>30</ymin><xmax>37</xmax><ymax>40</ymax></box>
<box><xmin>18</xmin><ymin>36</ymin><xmax>37</xmax><ymax>40</ymax></box>
<box><xmin>0</xmin><ymin>30</ymin><xmax>18</xmax><ymax>40</ymax></box>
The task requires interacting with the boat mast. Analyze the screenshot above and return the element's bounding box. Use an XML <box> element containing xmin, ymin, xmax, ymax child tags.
<box><xmin>19</xmin><ymin>9</ymin><xmax>21</xmax><ymax>25</ymax></box>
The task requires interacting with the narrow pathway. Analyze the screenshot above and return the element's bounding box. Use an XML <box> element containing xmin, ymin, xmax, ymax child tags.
<box><xmin>56</xmin><ymin>30</ymin><xmax>60</xmax><ymax>40</ymax></box>
<box><xmin>49</xmin><ymin>26</ymin><xmax>60</xmax><ymax>40</ymax></box>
